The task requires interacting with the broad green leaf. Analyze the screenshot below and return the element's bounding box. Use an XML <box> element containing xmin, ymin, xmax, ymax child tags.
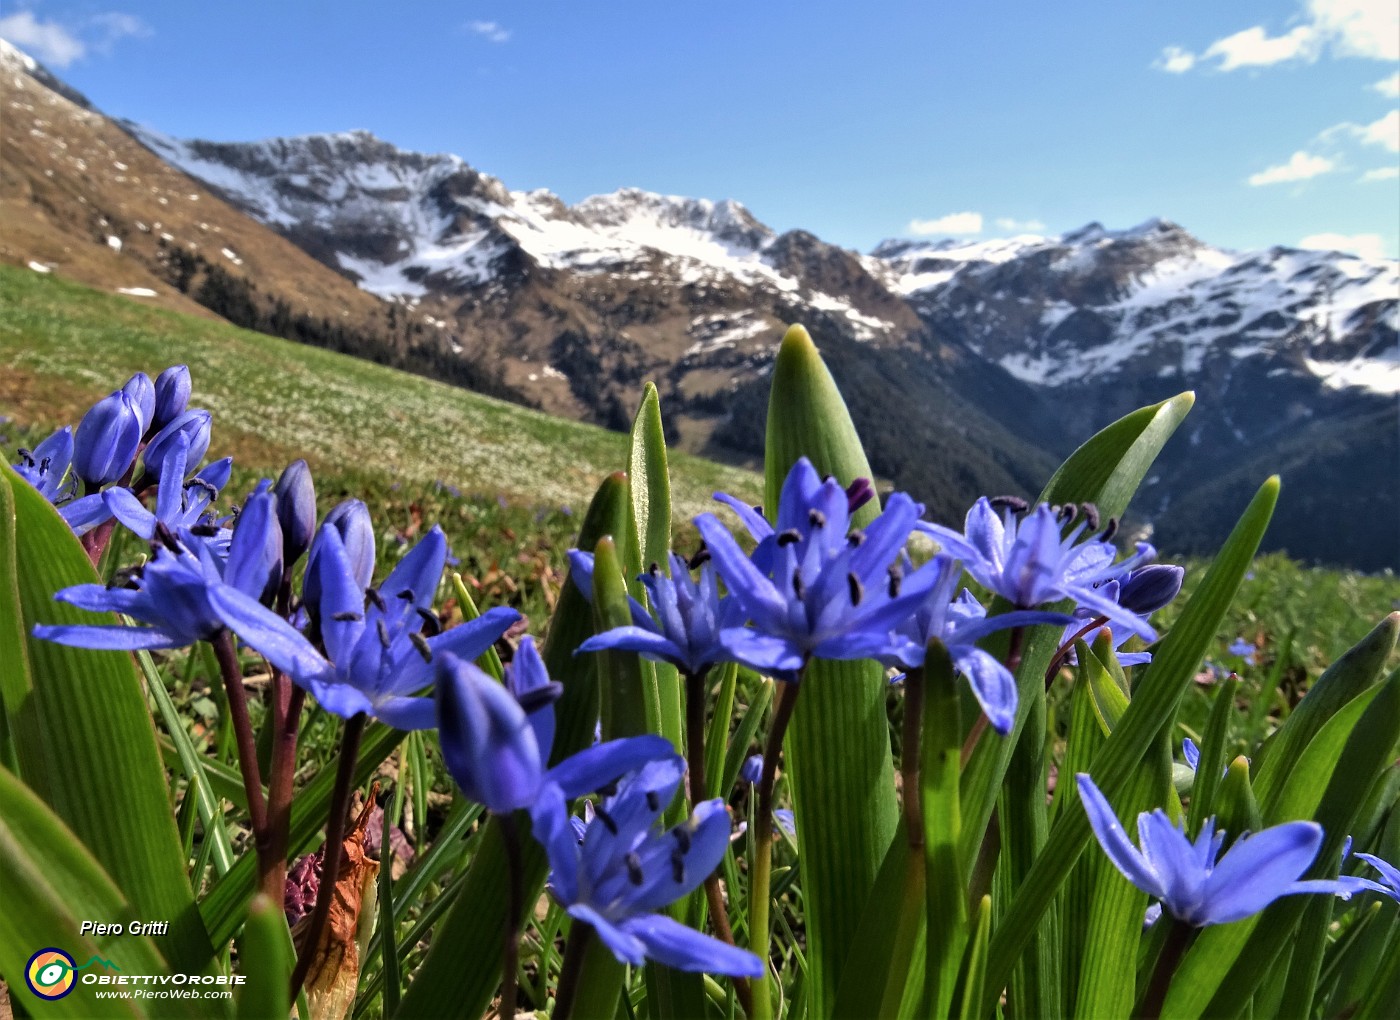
<box><xmin>1163</xmin><ymin>667</ymin><xmax>1400</xmax><ymax>1018</ymax></box>
<box><xmin>922</xmin><ymin>647</ymin><xmax>969</xmax><ymax>1020</ymax></box>
<box><xmin>396</xmin><ymin>474</ymin><xmax>630</xmax><ymax>1020</ymax></box>
<box><xmin>200</xmin><ymin>722</ymin><xmax>404</xmax><ymax>949</ymax></box>
<box><xmin>958</xmin><ymin>896</ymin><xmax>993</xmax><ymax>1020</ymax></box>
<box><xmin>1252</xmin><ymin>612</ymin><xmax>1399</xmax><ymax>815</ymax></box>
<box><xmin>764</xmin><ymin>324</ymin><xmax>899</xmax><ymax>1019</ymax></box>
<box><xmin>560</xmin><ymin>923</ymin><xmax>626</xmax><ymax>1020</ymax></box>
<box><xmin>981</xmin><ymin>476</ymin><xmax>1277</xmax><ymax>1013</ymax></box>
<box><xmin>0</xmin><ymin>464</ymin><xmax>210</xmax><ymax>972</ymax></box>
<box><xmin>448</xmin><ymin>576</ymin><xmax>505</xmax><ymax>681</ymax></box>
<box><xmin>0</xmin><ymin>764</ymin><xmax>187</xmax><ymax>1019</ymax></box>
<box><xmin>236</xmin><ymin>895</ymin><xmax>291</xmax><ymax>1020</ymax></box>
<box><xmin>591</xmin><ymin>535</ymin><xmax>657</xmax><ymax>739</ymax></box>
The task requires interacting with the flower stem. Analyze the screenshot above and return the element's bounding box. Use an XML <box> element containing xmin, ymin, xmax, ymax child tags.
<box><xmin>261</xmin><ymin>680</ymin><xmax>305</xmax><ymax>905</ymax></box>
<box><xmin>211</xmin><ymin>630</ymin><xmax>268</xmax><ymax>847</ymax></box>
<box><xmin>553</xmin><ymin>920</ymin><xmax>595</xmax><ymax>1020</ymax></box>
<box><xmin>499</xmin><ymin>813</ymin><xmax>523</xmax><ymax>1020</ymax></box>
<box><xmin>749</xmin><ymin>676</ymin><xmax>802</xmax><ymax>1020</ymax></box>
<box><xmin>1140</xmin><ymin>918</ymin><xmax>1194</xmax><ymax>1019</ymax></box>
<box><xmin>289</xmin><ymin>711</ymin><xmax>366</xmax><ymax>998</ymax></box>
<box><xmin>1043</xmin><ymin>616</ymin><xmax>1109</xmax><ymax>689</ymax></box>
<box><xmin>684</xmin><ymin>670</ymin><xmax>752</xmax><ymax>1013</ymax></box>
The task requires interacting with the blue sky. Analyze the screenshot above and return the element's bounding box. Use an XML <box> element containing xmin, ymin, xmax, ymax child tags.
<box><xmin>3</xmin><ymin>1</ymin><xmax>1397</xmax><ymax>258</ymax></box>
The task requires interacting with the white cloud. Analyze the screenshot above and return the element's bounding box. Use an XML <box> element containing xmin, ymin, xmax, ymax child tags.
<box><xmin>0</xmin><ymin>11</ymin><xmax>85</xmax><ymax>67</ymax></box>
<box><xmin>86</xmin><ymin>12</ymin><xmax>150</xmax><ymax>53</ymax></box>
<box><xmin>1155</xmin><ymin>46</ymin><xmax>1196</xmax><ymax>73</ymax></box>
<box><xmin>908</xmin><ymin>212</ymin><xmax>983</xmax><ymax>236</ymax></box>
<box><xmin>994</xmin><ymin>217</ymin><xmax>1047</xmax><ymax>233</ymax></box>
<box><xmin>1298</xmin><ymin>232</ymin><xmax>1389</xmax><ymax>259</ymax></box>
<box><xmin>1359</xmin><ymin>165</ymin><xmax>1400</xmax><ymax>181</ymax></box>
<box><xmin>1373</xmin><ymin>72</ymin><xmax>1400</xmax><ymax>97</ymax></box>
<box><xmin>1160</xmin><ymin>0</ymin><xmax>1398</xmax><ymax>73</ymax></box>
<box><xmin>466</xmin><ymin>20</ymin><xmax>510</xmax><ymax>43</ymax></box>
<box><xmin>1360</xmin><ymin>108</ymin><xmax>1400</xmax><ymax>150</ymax></box>
<box><xmin>1203</xmin><ymin>24</ymin><xmax>1320</xmax><ymax>70</ymax></box>
<box><xmin>1247</xmin><ymin>151</ymin><xmax>1337</xmax><ymax>185</ymax></box>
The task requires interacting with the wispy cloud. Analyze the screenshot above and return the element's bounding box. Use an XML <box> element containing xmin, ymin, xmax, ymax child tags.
<box><xmin>1155</xmin><ymin>0</ymin><xmax>1398</xmax><ymax>73</ymax></box>
<box><xmin>908</xmin><ymin>212</ymin><xmax>983</xmax><ymax>236</ymax></box>
<box><xmin>1324</xmin><ymin>109</ymin><xmax>1400</xmax><ymax>152</ymax></box>
<box><xmin>0</xmin><ymin>9</ymin><xmax>149</xmax><ymax>67</ymax></box>
<box><xmin>466</xmin><ymin>20</ymin><xmax>510</xmax><ymax>43</ymax></box>
<box><xmin>1359</xmin><ymin>165</ymin><xmax>1399</xmax><ymax>181</ymax></box>
<box><xmin>0</xmin><ymin>11</ymin><xmax>85</xmax><ymax>67</ymax></box>
<box><xmin>1298</xmin><ymin>231</ymin><xmax>1389</xmax><ymax>260</ymax></box>
<box><xmin>1373</xmin><ymin>72</ymin><xmax>1400</xmax><ymax>97</ymax></box>
<box><xmin>994</xmin><ymin>217</ymin><xmax>1046</xmax><ymax>233</ymax></box>
<box><xmin>1155</xmin><ymin>46</ymin><xmax>1196</xmax><ymax>73</ymax></box>
<box><xmin>1247</xmin><ymin>150</ymin><xmax>1336</xmax><ymax>185</ymax></box>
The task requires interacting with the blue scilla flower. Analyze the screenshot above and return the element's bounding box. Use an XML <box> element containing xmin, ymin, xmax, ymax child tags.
<box><xmin>1056</xmin><ymin>564</ymin><xmax>1181</xmax><ymax>669</ymax></box>
<box><xmin>206</xmin><ymin>523</ymin><xmax>519</xmax><ymax>729</ymax></box>
<box><xmin>120</xmin><ymin>372</ymin><xmax>155</xmax><ymax>436</ymax></box>
<box><xmin>33</xmin><ymin>499</ymin><xmax>281</xmax><ymax>651</ymax></box>
<box><xmin>436</xmin><ymin>637</ymin><xmax>674</xmax><ymax>815</ymax></box>
<box><xmin>1078</xmin><ymin>774</ymin><xmax>1350</xmax><ymax>926</ymax></box>
<box><xmin>12</xmin><ymin>427</ymin><xmax>75</xmax><ymax>503</ymax></box>
<box><xmin>696</xmin><ymin>457</ymin><xmax>941</xmax><ymax>679</ymax></box>
<box><xmin>142</xmin><ymin>409</ymin><xmax>212</xmax><ymax>485</ymax></box>
<box><xmin>1343</xmin><ymin>852</ymin><xmax>1399</xmax><ymax>902</ymax></box>
<box><xmin>918</xmin><ymin>498</ymin><xmax>1159</xmax><ymax>642</ymax></box>
<box><xmin>884</xmin><ymin>554</ymin><xmax>1071</xmax><ymax>733</ymax></box>
<box><xmin>72</xmin><ymin>390</ymin><xmax>142</xmax><ymax>488</ymax></box>
<box><xmin>102</xmin><ymin>431</ymin><xmax>233</xmax><ymax>545</ymax></box>
<box><xmin>273</xmin><ymin>459</ymin><xmax>317</xmax><ymax>566</ymax></box>
<box><xmin>530</xmin><ymin>756</ymin><xmax>764</xmax><ymax>977</ymax></box>
<box><xmin>1227</xmin><ymin>637</ymin><xmax>1258</xmax><ymax>666</ymax></box>
<box><xmin>740</xmin><ymin>754</ymin><xmax>763</xmax><ymax>786</ymax></box>
<box><xmin>303</xmin><ymin>499</ymin><xmax>375</xmax><ymax>612</ymax></box>
<box><xmin>151</xmin><ymin>365</ymin><xmax>191</xmax><ymax>434</ymax></box>
<box><xmin>568</xmin><ymin>550</ymin><xmax>757</xmax><ymax>677</ymax></box>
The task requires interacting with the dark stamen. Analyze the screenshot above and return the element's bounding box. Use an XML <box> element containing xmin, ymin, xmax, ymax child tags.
<box><xmin>396</xmin><ymin>588</ymin><xmax>414</xmax><ymax>601</ymax></box>
<box><xmin>848</xmin><ymin>572</ymin><xmax>863</xmax><ymax>605</ymax></box>
<box><xmin>154</xmin><ymin>522</ymin><xmax>182</xmax><ymax>553</ymax></box>
<box><xmin>671</xmin><ymin>849</ymin><xmax>685</xmax><ymax>884</ymax></box>
<box><xmin>752</xmin><ymin>504</ymin><xmax>764</xmax><ymax>516</ymax></box>
<box><xmin>887</xmin><ymin>563</ymin><xmax>903</xmax><ymax>598</ymax></box>
<box><xmin>597</xmin><ymin>780</ymin><xmax>619</xmax><ymax>798</ymax></box>
<box><xmin>847</xmin><ymin>529</ymin><xmax>867</xmax><ymax>547</ymax></box>
<box><xmin>989</xmin><ymin>495</ymin><xmax>1030</xmax><ymax>514</ymax></box>
<box><xmin>516</xmin><ymin>682</ymin><xmax>563</xmax><ymax>713</ymax></box>
<box><xmin>1080</xmin><ymin>502</ymin><xmax>1101</xmax><ymax>531</ymax></box>
<box><xmin>190</xmin><ymin>523</ymin><xmax>221</xmax><ymax>537</ymax></box>
<box><xmin>687</xmin><ymin>546</ymin><xmax>711</xmax><ymax>570</ymax></box>
<box><xmin>792</xmin><ymin>569</ymin><xmax>805</xmax><ymax>600</ymax></box>
<box><xmin>409</xmin><ymin>631</ymin><xmax>433</xmax><ymax>663</ymax></box>
<box><xmin>672</xmin><ymin>826</ymin><xmax>692</xmax><ymax>853</ymax></box>
<box><xmin>376</xmin><ymin>619</ymin><xmax>391</xmax><ymax>648</ymax></box>
<box><xmin>415</xmin><ymin>607</ymin><xmax>442</xmax><ymax>636</ymax></box>
<box><xmin>808</xmin><ymin>509</ymin><xmax>826</xmax><ymax>528</ymax></box>
<box><xmin>189</xmin><ymin>477</ymin><xmax>220</xmax><ymax>498</ymax></box>
<box><xmin>649</xmin><ymin>561</ymin><xmax>660</xmax><ymax>575</ymax></box>
<box><xmin>1056</xmin><ymin>503</ymin><xmax>1078</xmax><ymax>524</ymax></box>
<box><xmin>777</xmin><ymin>528</ymin><xmax>802</xmax><ymax>547</ymax></box>
<box><xmin>365</xmin><ymin>587</ymin><xmax>387</xmax><ymax>612</ymax></box>
<box><xmin>646</xmin><ymin>790</ymin><xmax>660</xmax><ymax>811</ymax></box>
<box><xmin>332</xmin><ymin>610</ymin><xmax>363</xmax><ymax>622</ymax></box>
<box><xmin>1101</xmin><ymin>517</ymin><xmax>1119</xmax><ymax>542</ymax></box>
<box><xmin>595</xmin><ymin>807</ymin><xmax>619</xmax><ymax>834</ymax></box>
<box><xmin>626</xmin><ymin>852</ymin><xmax>644</xmax><ymax>886</ymax></box>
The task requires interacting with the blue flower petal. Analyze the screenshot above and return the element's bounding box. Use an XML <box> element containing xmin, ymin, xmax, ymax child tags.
<box><xmin>618</xmin><ymin>913</ymin><xmax>764</xmax><ymax>977</ymax></box>
<box><xmin>545</xmin><ymin>735</ymin><xmax>677</xmax><ymax>801</ymax></box>
<box><xmin>1077</xmin><ymin>774</ymin><xmax>1165</xmax><ymax>899</ymax></box>
<box><xmin>31</xmin><ymin>623</ymin><xmax>184</xmax><ymax>650</ymax></box>
<box><xmin>1198</xmin><ymin>822</ymin><xmax>1323</xmax><ymax>925</ymax></box>
<box><xmin>570</xmin><ymin>905</ymin><xmax>647</xmax><ymax>967</ymax></box>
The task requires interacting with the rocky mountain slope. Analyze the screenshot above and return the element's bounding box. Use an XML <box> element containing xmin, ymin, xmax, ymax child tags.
<box><xmin>3</xmin><ymin>39</ymin><xmax>1395</xmax><ymax>568</ymax></box>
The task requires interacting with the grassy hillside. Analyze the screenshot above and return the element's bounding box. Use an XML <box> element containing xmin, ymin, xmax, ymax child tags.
<box><xmin>0</xmin><ymin>262</ymin><xmax>762</xmax><ymax>518</ymax></box>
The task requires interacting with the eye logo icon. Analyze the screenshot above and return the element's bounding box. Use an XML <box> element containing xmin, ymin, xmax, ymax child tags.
<box><xmin>25</xmin><ymin>948</ymin><xmax>77</xmax><ymax>999</ymax></box>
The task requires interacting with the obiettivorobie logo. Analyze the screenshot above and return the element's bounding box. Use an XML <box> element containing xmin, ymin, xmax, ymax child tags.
<box><xmin>24</xmin><ymin>948</ymin><xmax>120</xmax><ymax>1000</ymax></box>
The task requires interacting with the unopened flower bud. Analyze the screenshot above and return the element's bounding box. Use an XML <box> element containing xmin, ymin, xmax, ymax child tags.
<box><xmin>303</xmin><ymin>499</ymin><xmax>375</xmax><ymax>609</ymax></box>
<box><xmin>73</xmin><ymin>391</ymin><xmax>142</xmax><ymax>486</ymax></box>
<box><xmin>152</xmin><ymin>365</ymin><xmax>191</xmax><ymax>433</ymax></box>
<box><xmin>1118</xmin><ymin>564</ymin><xmax>1184</xmax><ymax>616</ymax></box>
<box><xmin>121</xmin><ymin>372</ymin><xmax>155</xmax><ymax>436</ymax></box>
<box><xmin>224</xmin><ymin>481</ymin><xmax>283</xmax><ymax>605</ymax></box>
<box><xmin>273</xmin><ymin>459</ymin><xmax>317</xmax><ymax>566</ymax></box>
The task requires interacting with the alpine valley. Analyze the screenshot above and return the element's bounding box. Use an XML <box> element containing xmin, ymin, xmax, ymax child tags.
<box><xmin>3</xmin><ymin>39</ymin><xmax>1396</xmax><ymax>569</ymax></box>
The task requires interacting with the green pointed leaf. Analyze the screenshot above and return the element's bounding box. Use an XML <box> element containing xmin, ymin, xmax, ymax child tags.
<box><xmin>1187</xmin><ymin>675</ymin><xmax>1239</xmax><ymax>837</ymax></box>
<box><xmin>630</xmin><ymin>382</ymin><xmax>673</xmax><ymax>581</ymax></box>
<box><xmin>0</xmin><ymin>464</ymin><xmax>210</xmax><ymax>972</ymax></box>
<box><xmin>922</xmin><ymin>647</ymin><xmax>969</xmax><ymax>1020</ymax></box>
<box><xmin>1252</xmin><ymin>612</ymin><xmax>1399</xmax><ymax>815</ymax></box>
<box><xmin>0</xmin><ymin>764</ymin><xmax>184</xmax><ymax>1019</ymax></box>
<box><xmin>591</xmin><ymin>534</ymin><xmax>657</xmax><ymax>740</ymax></box>
<box><xmin>763</xmin><ymin>324</ymin><xmax>900</xmax><ymax>1019</ymax></box>
<box><xmin>236</xmin><ymin>895</ymin><xmax>292</xmax><ymax>1020</ymax></box>
<box><xmin>1214</xmin><ymin>756</ymin><xmax>1263</xmax><ymax>838</ymax></box>
<box><xmin>958</xmin><ymin>896</ymin><xmax>993</xmax><ymax>1020</ymax></box>
<box><xmin>981</xmin><ymin>476</ymin><xmax>1277</xmax><ymax>1013</ymax></box>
